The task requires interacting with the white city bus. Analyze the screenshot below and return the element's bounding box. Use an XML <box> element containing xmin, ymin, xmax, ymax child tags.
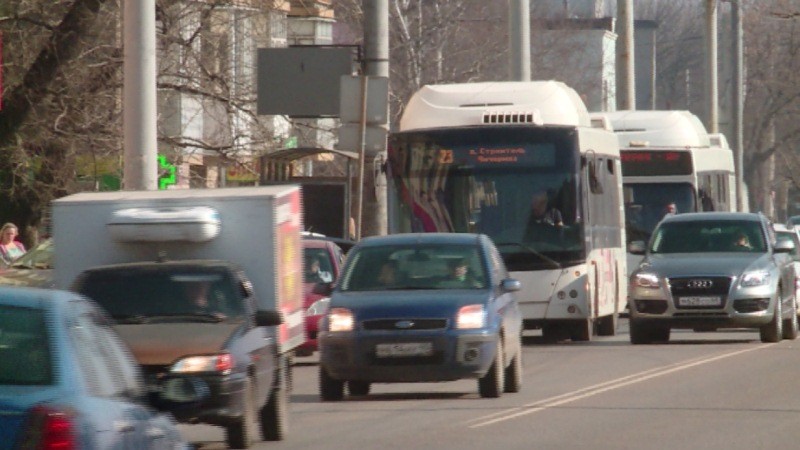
<box><xmin>593</xmin><ymin>110</ymin><xmax>738</xmax><ymax>275</ymax></box>
<box><xmin>387</xmin><ymin>81</ymin><xmax>627</xmax><ymax>341</ymax></box>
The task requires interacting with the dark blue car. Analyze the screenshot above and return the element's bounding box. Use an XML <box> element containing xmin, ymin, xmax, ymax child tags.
<box><xmin>0</xmin><ymin>287</ymin><xmax>192</xmax><ymax>449</ymax></box>
<box><xmin>318</xmin><ymin>233</ymin><xmax>523</xmax><ymax>400</ymax></box>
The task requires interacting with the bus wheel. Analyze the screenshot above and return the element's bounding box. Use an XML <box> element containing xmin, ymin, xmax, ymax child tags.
<box><xmin>597</xmin><ymin>313</ymin><xmax>618</xmax><ymax>336</ymax></box>
<box><xmin>570</xmin><ymin>319</ymin><xmax>592</xmax><ymax>342</ymax></box>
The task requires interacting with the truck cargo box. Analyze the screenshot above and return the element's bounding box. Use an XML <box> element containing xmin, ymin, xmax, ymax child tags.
<box><xmin>52</xmin><ymin>185</ymin><xmax>305</xmax><ymax>353</ymax></box>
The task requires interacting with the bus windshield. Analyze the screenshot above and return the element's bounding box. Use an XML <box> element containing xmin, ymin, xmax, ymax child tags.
<box><xmin>623</xmin><ymin>182</ymin><xmax>696</xmax><ymax>244</ymax></box>
<box><xmin>388</xmin><ymin>126</ymin><xmax>583</xmax><ymax>269</ymax></box>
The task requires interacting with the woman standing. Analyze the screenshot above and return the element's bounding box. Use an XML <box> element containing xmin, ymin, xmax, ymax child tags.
<box><xmin>0</xmin><ymin>223</ymin><xmax>26</xmax><ymax>264</ymax></box>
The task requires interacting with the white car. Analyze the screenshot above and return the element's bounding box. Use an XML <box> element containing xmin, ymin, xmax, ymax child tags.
<box><xmin>774</xmin><ymin>223</ymin><xmax>800</xmax><ymax>314</ymax></box>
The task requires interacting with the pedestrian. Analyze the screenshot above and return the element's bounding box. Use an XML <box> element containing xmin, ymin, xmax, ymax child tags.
<box><xmin>0</xmin><ymin>223</ymin><xmax>26</xmax><ymax>265</ymax></box>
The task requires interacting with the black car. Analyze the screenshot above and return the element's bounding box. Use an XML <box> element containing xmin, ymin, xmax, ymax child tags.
<box><xmin>71</xmin><ymin>260</ymin><xmax>288</xmax><ymax>448</ymax></box>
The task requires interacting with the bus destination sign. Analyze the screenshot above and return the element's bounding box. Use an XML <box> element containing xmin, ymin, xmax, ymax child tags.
<box><xmin>620</xmin><ymin>150</ymin><xmax>693</xmax><ymax>176</ymax></box>
<box><xmin>440</xmin><ymin>144</ymin><xmax>556</xmax><ymax>167</ymax></box>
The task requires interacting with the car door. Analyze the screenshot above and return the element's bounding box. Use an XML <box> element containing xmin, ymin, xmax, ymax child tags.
<box><xmin>67</xmin><ymin>301</ymin><xmax>142</xmax><ymax>449</ymax></box>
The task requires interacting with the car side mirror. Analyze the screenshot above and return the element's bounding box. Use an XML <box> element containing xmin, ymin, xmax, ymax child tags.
<box><xmin>774</xmin><ymin>240</ymin><xmax>795</xmax><ymax>254</ymax></box>
<box><xmin>153</xmin><ymin>376</ymin><xmax>210</xmax><ymax>412</ymax></box>
<box><xmin>312</xmin><ymin>281</ymin><xmax>334</xmax><ymax>296</ymax></box>
<box><xmin>628</xmin><ymin>241</ymin><xmax>647</xmax><ymax>255</ymax></box>
<box><xmin>500</xmin><ymin>278</ymin><xmax>521</xmax><ymax>292</ymax></box>
<box><xmin>255</xmin><ymin>309</ymin><xmax>284</xmax><ymax>327</ymax></box>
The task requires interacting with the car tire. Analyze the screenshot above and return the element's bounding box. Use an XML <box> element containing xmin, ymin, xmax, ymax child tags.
<box><xmin>783</xmin><ymin>299</ymin><xmax>798</xmax><ymax>340</ymax></box>
<box><xmin>596</xmin><ymin>313</ymin><xmax>618</xmax><ymax>337</ymax></box>
<box><xmin>319</xmin><ymin>366</ymin><xmax>344</xmax><ymax>401</ymax></box>
<box><xmin>651</xmin><ymin>326</ymin><xmax>670</xmax><ymax>343</ymax></box>
<box><xmin>629</xmin><ymin>319</ymin><xmax>652</xmax><ymax>345</ymax></box>
<box><xmin>503</xmin><ymin>338</ymin><xmax>523</xmax><ymax>393</ymax></box>
<box><xmin>226</xmin><ymin>377</ymin><xmax>257</xmax><ymax>449</ymax></box>
<box><xmin>760</xmin><ymin>294</ymin><xmax>783</xmax><ymax>343</ymax></box>
<box><xmin>479</xmin><ymin>340</ymin><xmax>504</xmax><ymax>398</ymax></box>
<box><xmin>347</xmin><ymin>381</ymin><xmax>371</xmax><ymax>396</ymax></box>
<box><xmin>261</xmin><ymin>362</ymin><xmax>288</xmax><ymax>441</ymax></box>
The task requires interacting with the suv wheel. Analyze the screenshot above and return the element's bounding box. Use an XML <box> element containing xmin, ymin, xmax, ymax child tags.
<box><xmin>503</xmin><ymin>335</ymin><xmax>523</xmax><ymax>393</ymax></box>
<box><xmin>629</xmin><ymin>319</ymin><xmax>652</xmax><ymax>345</ymax></box>
<box><xmin>347</xmin><ymin>381</ymin><xmax>371</xmax><ymax>396</ymax></box>
<box><xmin>478</xmin><ymin>340</ymin><xmax>504</xmax><ymax>398</ymax></box>
<box><xmin>783</xmin><ymin>299</ymin><xmax>799</xmax><ymax>340</ymax></box>
<box><xmin>226</xmin><ymin>377</ymin><xmax>257</xmax><ymax>449</ymax></box>
<box><xmin>760</xmin><ymin>295</ymin><xmax>783</xmax><ymax>343</ymax></box>
<box><xmin>319</xmin><ymin>366</ymin><xmax>344</xmax><ymax>401</ymax></box>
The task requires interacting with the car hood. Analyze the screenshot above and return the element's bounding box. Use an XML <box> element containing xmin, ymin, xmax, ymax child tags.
<box><xmin>115</xmin><ymin>323</ymin><xmax>242</xmax><ymax>365</ymax></box>
<box><xmin>331</xmin><ymin>290</ymin><xmax>491</xmax><ymax>320</ymax></box>
<box><xmin>0</xmin><ymin>268</ymin><xmax>54</xmax><ymax>288</ymax></box>
<box><xmin>639</xmin><ymin>252</ymin><xmax>773</xmax><ymax>277</ymax></box>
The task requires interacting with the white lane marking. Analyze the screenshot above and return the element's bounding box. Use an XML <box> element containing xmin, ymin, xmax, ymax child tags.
<box><xmin>468</xmin><ymin>344</ymin><xmax>769</xmax><ymax>428</ymax></box>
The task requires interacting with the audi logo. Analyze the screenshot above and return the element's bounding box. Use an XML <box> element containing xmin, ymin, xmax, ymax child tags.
<box><xmin>687</xmin><ymin>279</ymin><xmax>714</xmax><ymax>289</ymax></box>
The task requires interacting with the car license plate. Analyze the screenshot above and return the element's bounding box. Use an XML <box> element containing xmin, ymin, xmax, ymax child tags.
<box><xmin>375</xmin><ymin>342</ymin><xmax>433</xmax><ymax>358</ymax></box>
<box><xmin>678</xmin><ymin>296</ymin><xmax>722</xmax><ymax>307</ymax></box>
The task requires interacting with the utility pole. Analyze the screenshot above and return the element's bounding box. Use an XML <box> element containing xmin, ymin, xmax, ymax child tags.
<box><xmin>509</xmin><ymin>0</ymin><xmax>531</xmax><ymax>81</ymax></box>
<box><xmin>616</xmin><ymin>0</ymin><xmax>635</xmax><ymax>110</ymax></box>
<box><xmin>727</xmin><ymin>0</ymin><xmax>745</xmax><ymax>212</ymax></box>
<box><xmin>360</xmin><ymin>0</ymin><xmax>389</xmax><ymax>237</ymax></box>
<box><xmin>706</xmin><ymin>0</ymin><xmax>719</xmax><ymax>133</ymax></box>
<box><xmin>122</xmin><ymin>0</ymin><xmax>158</xmax><ymax>190</ymax></box>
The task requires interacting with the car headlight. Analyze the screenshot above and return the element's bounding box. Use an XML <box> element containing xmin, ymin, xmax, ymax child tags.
<box><xmin>633</xmin><ymin>272</ymin><xmax>661</xmax><ymax>288</ymax></box>
<box><xmin>740</xmin><ymin>271</ymin><xmax>771</xmax><ymax>287</ymax></box>
<box><xmin>171</xmin><ymin>353</ymin><xmax>234</xmax><ymax>375</ymax></box>
<box><xmin>328</xmin><ymin>307</ymin><xmax>354</xmax><ymax>332</ymax></box>
<box><xmin>456</xmin><ymin>304</ymin><xmax>486</xmax><ymax>329</ymax></box>
<box><xmin>306</xmin><ymin>298</ymin><xmax>330</xmax><ymax>316</ymax></box>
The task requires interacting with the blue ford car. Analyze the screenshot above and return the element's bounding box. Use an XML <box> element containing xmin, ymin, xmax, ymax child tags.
<box><xmin>318</xmin><ymin>233</ymin><xmax>523</xmax><ymax>400</ymax></box>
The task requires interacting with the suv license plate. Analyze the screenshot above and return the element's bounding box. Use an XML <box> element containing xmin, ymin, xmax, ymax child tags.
<box><xmin>678</xmin><ymin>296</ymin><xmax>722</xmax><ymax>307</ymax></box>
<box><xmin>376</xmin><ymin>342</ymin><xmax>433</xmax><ymax>358</ymax></box>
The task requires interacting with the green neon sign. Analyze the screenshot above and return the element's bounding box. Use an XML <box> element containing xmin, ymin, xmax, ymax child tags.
<box><xmin>158</xmin><ymin>155</ymin><xmax>177</xmax><ymax>189</ymax></box>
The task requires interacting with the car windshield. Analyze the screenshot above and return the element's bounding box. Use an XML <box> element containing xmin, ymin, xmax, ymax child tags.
<box><xmin>77</xmin><ymin>269</ymin><xmax>246</xmax><ymax>322</ymax></box>
<box><xmin>340</xmin><ymin>244</ymin><xmax>487</xmax><ymax>292</ymax></box>
<box><xmin>0</xmin><ymin>305</ymin><xmax>53</xmax><ymax>385</ymax></box>
<box><xmin>650</xmin><ymin>220</ymin><xmax>766</xmax><ymax>254</ymax></box>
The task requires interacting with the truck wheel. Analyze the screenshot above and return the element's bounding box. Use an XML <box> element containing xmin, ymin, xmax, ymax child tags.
<box><xmin>319</xmin><ymin>366</ymin><xmax>344</xmax><ymax>401</ymax></box>
<box><xmin>783</xmin><ymin>299</ymin><xmax>798</xmax><ymax>340</ymax></box>
<box><xmin>226</xmin><ymin>377</ymin><xmax>257</xmax><ymax>449</ymax></box>
<box><xmin>260</xmin><ymin>385</ymin><xmax>288</xmax><ymax>441</ymax></box>
<box><xmin>478</xmin><ymin>340</ymin><xmax>504</xmax><ymax>398</ymax></box>
<box><xmin>760</xmin><ymin>295</ymin><xmax>783</xmax><ymax>343</ymax></box>
<box><xmin>347</xmin><ymin>381</ymin><xmax>371</xmax><ymax>396</ymax></box>
<box><xmin>503</xmin><ymin>336</ymin><xmax>523</xmax><ymax>393</ymax></box>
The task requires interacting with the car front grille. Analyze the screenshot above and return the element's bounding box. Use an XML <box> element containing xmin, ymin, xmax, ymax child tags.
<box><xmin>367</xmin><ymin>352</ymin><xmax>445</xmax><ymax>366</ymax></box>
<box><xmin>141</xmin><ymin>364</ymin><xmax>170</xmax><ymax>390</ymax></box>
<box><xmin>668</xmin><ymin>277</ymin><xmax>732</xmax><ymax>296</ymax></box>
<box><xmin>361</xmin><ymin>318</ymin><xmax>448</xmax><ymax>331</ymax></box>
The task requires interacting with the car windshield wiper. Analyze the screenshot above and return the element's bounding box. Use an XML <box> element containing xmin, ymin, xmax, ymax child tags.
<box><xmin>494</xmin><ymin>242</ymin><xmax>561</xmax><ymax>268</ymax></box>
<box><xmin>113</xmin><ymin>313</ymin><xmax>227</xmax><ymax>324</ymax></box>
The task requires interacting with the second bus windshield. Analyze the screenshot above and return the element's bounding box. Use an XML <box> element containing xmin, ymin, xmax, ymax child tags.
<box><xmin>388</xmin><ymin>127</ymin><xmax>583</xmax><ymax>268</ymax></box>
<box><xmin>624</xmin><ymin>182</ymin><xmax>696</xmax><ymax>244</ymax></box>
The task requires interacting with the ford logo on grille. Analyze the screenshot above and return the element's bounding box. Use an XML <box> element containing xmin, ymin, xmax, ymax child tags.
<box><xmin>395</xmin><ymin>320</ymin><xmax>415</xmax><ymax>329</ymax></box>
<box><xmin>687</xmin><ymin>279</ymin><xmax>713</xmax><ymax>289</ymax></box>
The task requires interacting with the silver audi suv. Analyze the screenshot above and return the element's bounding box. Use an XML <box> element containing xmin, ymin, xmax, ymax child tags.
<box><xmin>627</xmin><ymin>212</ymin><xmax>797</xmax><ymax>344</ymax></box>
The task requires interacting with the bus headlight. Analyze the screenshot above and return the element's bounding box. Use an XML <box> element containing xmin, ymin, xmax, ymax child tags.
<box><xmin>633</xmin><ymin>272</ymin><xmax>661</xmax><ymax>288</ymax></box>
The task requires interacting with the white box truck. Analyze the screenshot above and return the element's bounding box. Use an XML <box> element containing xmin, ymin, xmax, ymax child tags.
<box><xmin>52</xmin><ymin>185</ymin><xmax>304</xmax><ymax>446</ymax></box>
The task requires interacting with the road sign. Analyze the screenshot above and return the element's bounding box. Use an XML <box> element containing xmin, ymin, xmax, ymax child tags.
<box><xmin>339</xmin><ymin>76</ymin><xmax>389</xmax><ymax>124</ymax></box>
<box><xmin>336</xmin><ymin>123</ymin><xmax>388</xmax><ymax>152</ymax></box>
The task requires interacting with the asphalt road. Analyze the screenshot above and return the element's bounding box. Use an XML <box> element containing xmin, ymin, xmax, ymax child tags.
<box><xmin>181</xmin><ymin>319</ymin><xmax>800</xmax><ymax>449</ymax></box>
